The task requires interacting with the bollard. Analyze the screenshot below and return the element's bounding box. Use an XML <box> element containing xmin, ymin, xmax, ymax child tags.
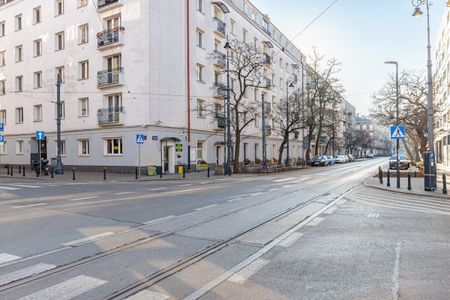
<box><xmin>207</xmin><ymin>167</ymin><xmax>210</xmax><ymax>178</ymax></box>
<box><xmin>7</xmin><ymin>165</ymin><xmax>9</xmax><ymax>175</ymax></box>
<box><xmin>183</xmin><ymin>165</ymin><xmax>186</xmax><ymax>179</ymax></box>
<box><xmin>379</xmin><ymin>166</ymin><xmax>383</xmax><ymax>184</ymax></box>
<box><xmin>160</xmin><ymin>166</ymin><xmax>163</xmax><ymax>179</ymax></box>
<box><xmin>103</xmin><ymin>167</ymin><xmax>106</xmax><ymax>181</ymax></box>
<box><xmin>10</xmin><ymin>165</ymin><xmax>13</xmax><ymax>176</ymax></box>
<box><xmin>72</xmin><ymin>168</ymin><xmax>76</xmax><ymax>181</ymax></box>
<box><xmin>135</xmin><ymin>167</ymin><xmax>138</xmax><ymax>180</ymax></box>
<box><xmin>23</xmin><ymin>165</ymin><xmax>25</xmax><ymax>177</ymax></box>
<box><xmin>51</xmin><ymin>167</ymin><xmax>54</xmax><ymax>179</ymax></box>
<box><xmin>443</xmin><ymin>174</ymin><xmax>447</xmax><ymax>195</ymax></box>
<box><xmin>387</xmin><ymin>170</ymin><xmax>390</xmax><ymax>187</ymax></box>
<box><xmin>408</xmin><ymin>173</ymin><xmax>412</xmax><ymax>191</ymax></box>
<box><xmin>19</xmin><ymin>165</ymin><xmax>22</xmax><ymax>174</ymax></box>
<box><xmin>414</xmin><ymin>171</ymin><xmax>417</xmax><ymax>178</ymax></box>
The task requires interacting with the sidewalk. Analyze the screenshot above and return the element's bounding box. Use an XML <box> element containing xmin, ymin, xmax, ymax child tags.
<box><xmin>365</xmin><ymin>176</ymin><xmax>449</xmax><ymax>199</ymax></box>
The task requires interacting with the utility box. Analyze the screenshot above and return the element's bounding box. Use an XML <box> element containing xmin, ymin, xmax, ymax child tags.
<box><xmin>424</xmin><ymin>151</ymin><xmax>436</xmax><ymax>191</ymax></box>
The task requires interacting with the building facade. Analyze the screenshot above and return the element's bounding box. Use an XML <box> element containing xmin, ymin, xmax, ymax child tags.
<box><xmin>434</xmin><ymin>6</ymin><xmax>450</xmax><ymax>165</ymax></box>
<box><xmin>0</xmin><ymin>0</ymin><xmax>308</xmax><ymax>173</ymax></box>
<box><xmin>354</xmin><ymin>115</ymin><xmax>392</xmax><ymax>157</ymax></box>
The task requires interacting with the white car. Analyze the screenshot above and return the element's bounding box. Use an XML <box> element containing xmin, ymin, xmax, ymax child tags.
<box><xmin>334</xmin><ymin>155</ymin><xmax>348</xmax><ymax>163</ymax></box>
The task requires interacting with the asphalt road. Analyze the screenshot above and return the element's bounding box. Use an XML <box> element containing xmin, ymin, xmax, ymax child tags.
<box><xmin>0</xmin><ymin>158</ymin><xmax>448</xmax><ymax>300</ymax></box>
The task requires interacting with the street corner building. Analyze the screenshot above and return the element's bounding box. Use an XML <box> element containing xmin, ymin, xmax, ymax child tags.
<box><xmin>0</xmin><ymin>0</ymin><xmax>311</xmax><ymax>174</ymax></box>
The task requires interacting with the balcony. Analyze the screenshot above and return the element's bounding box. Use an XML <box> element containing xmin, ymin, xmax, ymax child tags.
<box><xmin>97</xmin><ymin>67</ymin><xmax>124</xmax><ymax>88</ymax></box>
<box><xmin>264</xmin><ymin>102</ymin><xmax>271</xmax><ymax>114</ymax></box>
<box><xmin>97</xmin><ymin>0</ymin><xmax>122</xmax><ymax>12</ymax></box>
<box><xmin>213</xmin><ymin>83</ymin><xmax>227</xmax><ymax>98</ymax></box>
<box><xmin>97</xmin><ymin>107</ymin><xmax>125</xmax><ymax>126</ymax></box>
<box><xmin>97</xmin><ymin>27</ymin><xmax>125</xmax><ymax>49</ymax></box>
<box><xmin>213</xmin><ymin>17</ymin><xmax>226</xmax><ymax>36</ymax></box>
<box><xmin>263</xmin><ymin>77</ymin><xmax>271</xmax><ymax>89</ymax></box>
<box><xmin>213</xmin><ymin>50</ymin><xmax>226</xmax><ymax>68</ymax></box>
<box><xmin>217</xmin><ymin>115</ymin><xmax>225</xmax><ymax>129</ymax></box>
<box><xmin>263</xmin><ymin>53</ymin><xmax>271</xmax><ymax>65</ymax></box>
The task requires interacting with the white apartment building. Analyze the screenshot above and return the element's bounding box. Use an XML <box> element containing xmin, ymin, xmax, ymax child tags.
<box><xmin>434</xmin><ymin>6</ymin><xmax>450</xmax><ymax>165</ymax></box>
<box><xmin>0</xmin><ymin>0</ymin><xmax>306</xmax><ymax>173</ymax></box>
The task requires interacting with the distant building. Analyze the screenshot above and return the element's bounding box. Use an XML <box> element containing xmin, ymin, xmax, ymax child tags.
<box><xmin>354</xmin><ymin>115</ymin><xmax>392</xmax><ymax>157</ymax></box>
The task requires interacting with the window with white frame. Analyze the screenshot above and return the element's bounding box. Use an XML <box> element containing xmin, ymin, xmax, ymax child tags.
<box><xmin>0</xmin><ymin>51</ymin><xmax>4</xmax><ymax>66</ymax></box>
<box><xmin>79</xmin><ymin>139</ymin><xmax>90</xmax><ymax>156</ymax></box>
<box><xmin>33</xmin><ymin>7</ymin><xmax>42</xmax><ymax>24</ymax></box>
<box><xmin>255</xmin><ymin>113</ymin><xmax>260</xmax><ymax>127</ymax></box>
<box><xmin>55</xmin><ymin>101</ymin><xmax>65</xmax><ymax>119</ymax></box>
<box><xmin>55</xmin><ymin>66</ymin><xmax>65</xmax><ymax>83</ymax></box>
<box><xmin>243</xmin><ymin>29</ymin><xmax>247</xmax><ymax>43</ymax></box>
<box><xmin>15</xmin><ymin>45</ymin><xmax>23</xmax><ymax>62</ymax></box>
<box><xmin>196</xmin><ymin>64</ymin><xmax>204</xmax><ymax>82</ymax></box>
<box><xmin>0</xmin><ymin>80</ymin><xmax>5</xmax><ymax>95</ymax></box>
<box><xmin>55</xmin><ymin>0</ymin><xmax>64</xmax><ymax>16</ymax></box>
<box><xmin>16</xmin><ymin>140</ymin><xmax>24</xmax><ymax>155</ymax></box>
<box><xmin>78</xmin><ymin>0</ymin><xmax>88</xmax><ymax>7</ymax></box>
<box><xmin>33</xmin><ymin>104</ymin><xmax>42</xmax><ymax>122</ymax></box>
<box><xmin>230</xmin><ymin>19</ymin><xmax>235</xmax><ymax>35</ymax></box>
<box><xmin>0</xmin><ymin>110</ymin><xmax>6</xmax><ymax>125</ymax></box>
<box><xmin>15</xmin><ymin>107</ymin><xmax>23</xmax><ymax>124</ymax></box>
<box><xmin>196</xmin><ymin>29</ymin><xmax>203</xmax><ymax>48</ymax></box>
<box><xmin>255</xmin><ymin>143</ymin><xmax>259</xmax><ymax>160</ymax></box>
<box><xmin>34</xmin><ymin>71</ymin><xmax>42</xmax><ymax>89</ymax></box>
<box><xmin>78</xmin><ymin>24</ymin><xmax>89</xmax><ymax>44</ymax></box>
<box><xmin>79</xmin><ymin>60</ymin><xmax>89</xmax><ymax>80</ymax></box>
<box><xmin>0</xmin><ymin>142</ymin><xmax>7</xmax><ymax>155</ymax></box>
<box><xmin>15</xmin><ymin>76</ymin><xmax>23</xmax><ymax>92</ymax></box>
<box><xmin>33</xmin><ymin>39</ymin><xmax>42</xmax><ymax>57</ymax></box>
<box><xmin>196</xmin><ymin>140</ymin><xmax>205</xmax><ymax>161</ymax></box>
<box><xmin>197</xmin><ymin>99</ymin><xmax>205</xmax><ymax>118</ymax></box>
<box><xmin>55</xmin><ymin>32</ymin><xmax>65</xmax><ymax>51</ymax></box>
<box><xmin>79</xmin><ymin>98</ymin><xmax>89</xmax><ymax>117</ymax></box>
<box><xmin>196</xmin><ymin>0</ymin><xmax>203</xmax><ymax>12</ymax></box>
<box><xmin>105</xmin><ymin>138</ymin><xmax>123</xmax><ymax>155</ymax></box>
<box><xmin>0</xmin><ymin>22</ymin><xmax>5</xmax><ymax>37</ymax></box>
<box><xmin>15</xmin><ymin>14</ymin><xmax>22</xmax><ymax>31</ymax></box>
<box><xmin>59</xmin><ymin>140</ymin><xmax>66</xmax><ymax>155</ymax></box>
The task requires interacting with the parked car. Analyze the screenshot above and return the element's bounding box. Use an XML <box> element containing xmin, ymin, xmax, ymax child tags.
<box><xmin>311</xmin><ymin>155</ymin><xmax>328</xmax><ymax>167</ymax></box>
<box><xmin>346</xmin><ymin>154</ymin><xmax>355</xmax><ymax>162</ymax></box>
<box><xmin>326</xmin><ymin>156</ymin><xmax>335</xmax><ymax>166</ymax></box>
<box><xmin>334</xmin><ymin>155</ymin><xmax>348</xmax><ymax>163</ymax></box>
<box><xmin>389</xmin><ymin>154</ymin><xmax>411</xmax><ymax>170</ymax></box>
<box><xmin>366</xmin><ymin>153</ymin><xmax>375</xmax><ymax>158</ymax></box>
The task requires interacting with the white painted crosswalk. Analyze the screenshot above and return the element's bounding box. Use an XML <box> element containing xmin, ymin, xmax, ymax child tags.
<box><xmin>0</xmin><ymin>253</ymin><xmax>21</xmax><ymax>265</ymax></box>
<box><xmin>0</xmin><ymin>263</ymin><xmax>56</xmax><ymax>286</ymax></box>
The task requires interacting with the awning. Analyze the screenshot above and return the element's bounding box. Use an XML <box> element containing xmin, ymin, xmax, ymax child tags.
<box><xmin>160</xmin><ymin>137</ymin><xmax>181</xmax><ymax>142</ymax></box>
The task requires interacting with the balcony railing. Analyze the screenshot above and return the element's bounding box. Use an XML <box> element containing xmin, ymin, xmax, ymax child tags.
<box><xmin>213</xmin><ymin>83</ymin><xmax>227</xmax><ymax>97</ymax></box>
<box><xmin>97</xmin><ymin>67</ymin><xmax>124</xmax><ymax>88</ymax></box>
<box><xmin>97</xmin><ymin>27</ymin><xmax>124</xmax><ymax>49</ymax></box>
<box><xmin>263</xmin><ymin>53</ymin><xmax>271</xmax><ymax>65</ymax></box>
<box><xmin>97</xmin><ymin>0</ymin><xmax>119</xmax><ymax>9</ymax></box>
<box><xmin>97</xmin><ymin>107</ymin><xmax>124</xmax><ymax>125</ymax></box>
<box><xmin>213</xmin><ymin>50</ymin><xmax>226</xmax><ymax>68</ymax></box>
<box><xmin>217</xmin><ymin>115</ymin><xmax>225</xmax><ymax>129</ymax></box>
<box><xmin>263</xmin><ymin>77</ymin><xmax>271</xmax><ymax>89</ymax></box>
<box><xmin>213</xmin><ymin>17</ymin><xmax>226</xmax><ymax>35</ymax></box>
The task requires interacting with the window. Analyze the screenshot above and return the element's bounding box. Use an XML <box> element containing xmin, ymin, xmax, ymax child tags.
<box><xmin>33</xmin><ymin>105</ymin><xmax>43</xmax><ymax>122</ymax></box>
<box><xmin>0</xmin><ymin>51</ymin><xmax>4</xmax><ymax>66</ymax></box>
<box><xmin>255</xmin><ymin>143</ymin><xmax>259</xmax><ymax>160</ymax></box>
<box><xmin>15</xmin><ymin>14</ymin><xmax>22</xmax><ymax>31</ymax></box>
<box><xmin>0</xmin><ymin>80</ymin><xmax>5</xmax><ymax>95</ymax></box>
<box><xmin>197</xmin><ymin>140</ymin><xmax>205</xmax><ymax>160</ymax></box>
<box><xmin>15</xmin><ymin>76</ymin><xmax>23</xmax><ymax>92</ymax></box>
<box><xmin>78</xmin><ymin>24</ymin><xmax>89</xmax><ymax>44</ymax></box>
<box><xmin>0</xmin><ymin>22</ymin><xmax>5</xmax><ymax>37</ymax></box>
<box><xmin>55</xmin><ymin>32</ymin><xmax>65</xmax><ymax>51</ymax></box>
<box><xmin>0</xmin><ymin>142</ymin><xmax>7</xmax><ymax>155</ymax></box>
<box><xmin>55</xmin><ymin>101</ymin><xmax>65</xmax><ymax>119</ymax></box>
<box><xmin>15</xmin><ymin>45</ymin><xmax>23</xmax><ymax>62</ymax></box>
<box><xmin>196</xmin><ymin>29</ymin><xmax>203</xmax><ymax>48</ymax></box>
<box><xmin>105</xmin><ymin>138</ymin><xmax>123</xmax><ymax>155</ymax></box>
<box><xmin>197</xmin><ymin>99</ymin><xmax>205</xmax><ymax>118</ymax></box>
<box><xmin>79</xmin><ymin>98</ymin><xmax>89</xmax><ymax>117</ymax></box>
<box><xmin>59</xmin><ymin>140</ymin><xmax>66</xmax><ymax>155</ymax></box>
<box><xmin>15</xmin><ymin>107</ymin><xmax>24</xmax><ymax>124</ymax></box>
<box><xmin>55</xmin><ymin>0</ymin><xmax>64</xmax><ymax>16</ymax></box>
<box><xmin>196</xmin><ymin>64</ymin><xmax>204</xmax><ymax>82</ymax></box>
<box><xmin>33</xmin><ymin>39</ymin><xmax>42</xmax><ymax>57</ymax></box>
<box><xmin>78</xmin><ymin>0</ymin><xmax>88</xmax><ymax>7</ymax></box>
<box><xmin>16</xmin><ymin>140</ymin><xmax>24</xmax><ymax>155</ymax></box>
<box><xmin>255</xmin><ymin>113</ymin><xmax>260</xmax><ymax>127</ymax></box>
<box><xmin>55</xmin><ymin>66</ymin><xmax>65</xmax><ymax>83</ymax></box>
<box><xmin>196</xmin><ymin>0</ymin><xmax>203</xmax><ymax>12</ymax></box>
<box><xmin>244</xmin><ymin>143</ymin><xmax>248</xmax><ymax>160</ymax></box>
<box><xmin>33</xmin><ymin>7</ymin><xmax>42</xmax><ymax>24</ymax></box>
<box><xmin>230</xmin><ymin>19</ymin><xmax>235</xmax><ymax>35</ymax></box>
<box><xmin>243</xmin><ymin>29</ymin><xmax>248</xmax><ymax>43</ymax></box>
<box><xmin>79</xmin><ymin>139</ymin><xmax>90</xmax><ymax>156</ymax></box>
<box><xmin>79</xmin><ymin>60</ymin><xmax>89</xmax><ymax>80</ymax></box>
<box><xmin>0</xmin><ymin>110</ymin><xmax>6</xmax><ymax>125</ymax></box>
<box><xmin>34</xmin><ymin>71</ymin><xmax>42</xmax><ymax>89</ymax></box>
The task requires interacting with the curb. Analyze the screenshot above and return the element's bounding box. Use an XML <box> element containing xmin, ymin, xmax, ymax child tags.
<box><xmin>363</xmin><ymin>179</ymin><xmax>449</xmax><ymax>200</ymax></box>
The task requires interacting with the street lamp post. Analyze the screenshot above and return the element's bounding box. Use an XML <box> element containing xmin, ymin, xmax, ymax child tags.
<box><xmin>285</xmin><ymin>79</ymin><xmax>295</xmax><ymax>167</ymax></box>
<box><xmin>224</xmin><ymin>40</ymin><xmax>232</xmax><ymax>176</ymax></box>
<box><xmin>261</xmin><ymin>92</ymin><xmax>267</xmax><ymax>171</ymax></box>
<box><xmin>411</xmin><ymin>0</ymin><xmax>436</xmax><ymax>190</ymax></box>
<box><xmin>55</xmin><ymin>75</ymin><xmax>64</xmax><ymax>175</ymax></box>
<box><xmin>385</xmin><ymin>61</ymin><xmax>400</xmax><ymax>188</ymax></box>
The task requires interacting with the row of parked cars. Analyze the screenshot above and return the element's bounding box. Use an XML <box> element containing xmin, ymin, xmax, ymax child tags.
<box><xmin>310</xmin><ymin>154</ymin><xmax>356</xmax><ymax>167</ymax></box>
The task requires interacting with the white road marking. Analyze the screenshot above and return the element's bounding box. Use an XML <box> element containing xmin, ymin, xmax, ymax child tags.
<box><xmin>269</xmin><ymin>188</ymin><xmax>280</xmax><ymax>192</ymax></box>
<box><xmin>307</xmin><ymin>217</ymin><xmax>325</xmax><ymax>226</ymax></box>
<box><xmin>125</xmin><ymin>290</ymin><xmax>169</xmax><ymax>300</ymax></box>
<box><xmin>5</xmin><ymin>184</ymin><xmax>42</xmax><ymax>189</ymax></box>
<box><xmin>336</xmin><ymin>199</ymin><xmax>347</xmax><ymax>205</ymax></box>
<box><xmin>178</xmin><ymin>184</ymin><xmax>193</xmax><ymax>187</ymax></box>
<box><xmin>177</xmin><ymin>212</ymin><xmax>197</xmax><ymax>218</ymax></box>
<box><xmin>282</xmin><ymin>185</ymin><xmax>294</xmax><ymax>188</ymax></box>
<box><xmin>368</xmin><ymin>213</ymin><xmax>380</xmax><ymax>218</ymax></box>
<box><xmin>144</xmin><ymin>215</ymin><xmax>176</xmax><ymax>225</ymax></box>
<box><xmin>391</xmin><ymin>241</ymin><xmax>402</xmax><ymax>300</ymax></box>
<box><xmin>62</xmin><ymin>232</ymin><xmax>114</xmax><ymax>247</ymax></box>
<box><xmin>324</xmin><ymin>206</ymin><xmax>338</xmax><ymax>215</ymax></box>
<box><xmin>183</xmin><ymin>186</ymin><xmax>359</xmax><ymax>300</ymax></box>
<box><xmin>0</xmin><ymin>185</ymin><xmax>20</xmax><ymax>191</ymax></box>
<box><xmin>227</xmin><ymin>197</ymin><xmax>243</xmax><ymax>203</ymax></box>
<box><xmin>18</xmin><ymin>275</ymin><xmax>107</xmax><ymax>300</ymax></box>
<box><xmin>278</xmin><ymin>232</ymin><xmax>304</xmax><ymax>248</ymax></box>
<box><xmin>0</xmin><ymin>253</ymin><xmax>21</xmax><ymax>264</ymax></box>
<box><xmin>273</xmin><ymin>177</ymin><xmax>296</xmax><ymax>182</ymax></box>
<box><xmin>0</xmin><ymin>263</ymin><xmax>56</xmax><ymax>286</ymax></box>
<box><xmin>70</xmin><ymin>196</ymin><xmax>97</xmax><ymax>202</ymax></box>
<box><xmin>195</xmin><ymin>204</ymin><xmax>218</xmax><ymax>211</ymax></box>
<box><xmin>249</xmin><ymin>192</ymin><xmax>263</xmax><ymax>197</ymax></box>
<box><xmin>200</xmin><ymin>181</ymin><xmax>211</xmax><ymax>185</ymax></box>
<box><xmin>13</xmin><ymin>203</ymin><xmax>46</xmax><ymax>209</ymax></box>
<box><xmin>149</xmin><ymin>187</ymin><xmax>167</xmax><ymax>191</ymax></box>
<box><xmin>228</xmin><ymin>259</ymin><xmax>270</xmax><ymax>284</ymax></box>
<box><xmin>114</xmin><ymin>191</ymin><xmax>136</xmax><ymax>195</ymax></box>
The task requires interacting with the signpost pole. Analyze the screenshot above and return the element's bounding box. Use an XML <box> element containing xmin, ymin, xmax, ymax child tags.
<box><xmin>38</xmin><ymin>139</ymin><xmax>41</xmax><ymax>177</ymax></box>
<box><xmin>138</xmin><ymin>144</ymin><xmax>141</xmax><ymax>178</ymax></box>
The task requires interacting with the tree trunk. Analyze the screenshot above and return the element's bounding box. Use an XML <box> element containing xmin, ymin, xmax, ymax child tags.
<box><xmin>278</xmin><ymin>135</ymin><xmax>288</xmax><ymax>166</ymax></box>
<box><xmin>234</xmin><ymin>133</ymin><xmax>241</xmax><ymax>173</ymax></box>
<box><xmin>314</xmin><ymin>127</ymin><xmax>322</xmax><ymax>156</ymax></box>
<box><xmin>324</xmin><ymin>138</ymin><xmax>332</xmax><ymax>155</ymax></box>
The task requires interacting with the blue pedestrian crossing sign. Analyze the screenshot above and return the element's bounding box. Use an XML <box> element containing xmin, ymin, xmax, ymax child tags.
<box><xmin>136</xmin><ymin>134</ymin><xmax>147</xmax><ymax>144</ymax></box>
<box><xmin>0</xmin><ymin>123</ymin><xmax>4</xmax><ymax>131</ymax></box>
<box><xmin>36</xmin><ymin>131</ymin><xmax>45</xmax><ymax>141</ymax></box>
<box><xmin>0</xmin><ymin>136</ymin><xmax>4</xmax><ymax>143</ymax></box>
<box><xmin>390</xmin><ymin>125</ymin><xmax>406</xmax><ymax>140</ymax></box>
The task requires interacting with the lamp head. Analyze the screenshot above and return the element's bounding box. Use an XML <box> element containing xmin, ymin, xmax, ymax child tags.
<box><xmin>384</xmin><ymin>61</ymin><xmax>398</xmax><ymax>65</ymax></box>
<box><xmin>412</xmin><ymin>7</ymin><xmax>423</xmax><ymax>17</ymax></box>
<box><xmin>224</xmin><ymin>41</ymin><xmax>231</xmax><ymax>49</ymax></box>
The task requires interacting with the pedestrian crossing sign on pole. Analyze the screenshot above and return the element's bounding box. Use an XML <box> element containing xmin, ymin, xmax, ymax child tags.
<box><xmin>390</xmin><ymin>125</ymin><xmax>406</xmax><ymax>140</ymax></box>
<box><xmin>136</xmin><ymin>134</ymin><xmax>147</xmax><ymax>144</ymax></box>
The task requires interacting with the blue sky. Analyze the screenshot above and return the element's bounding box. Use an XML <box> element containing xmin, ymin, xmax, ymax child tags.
<box><xmin>251</xmin><ymin>0</ymin><xmax>447</xmax><ymax>115</ymax></box>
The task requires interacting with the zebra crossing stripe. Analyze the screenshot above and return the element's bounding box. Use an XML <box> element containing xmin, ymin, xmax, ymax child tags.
<box><xmin>0</xmin><ymin>263</ymin><xmax>56</xmax><ymax>286</ymax></box>
<box><xmin>125</xmin><ymin>290</ymin><xmax>169</xmax><ymax>300</ymax></box>
<box><xmin>0</xmin><ymin>253</ymin><xmax>21</xmax><ymax>264</ymax></box>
